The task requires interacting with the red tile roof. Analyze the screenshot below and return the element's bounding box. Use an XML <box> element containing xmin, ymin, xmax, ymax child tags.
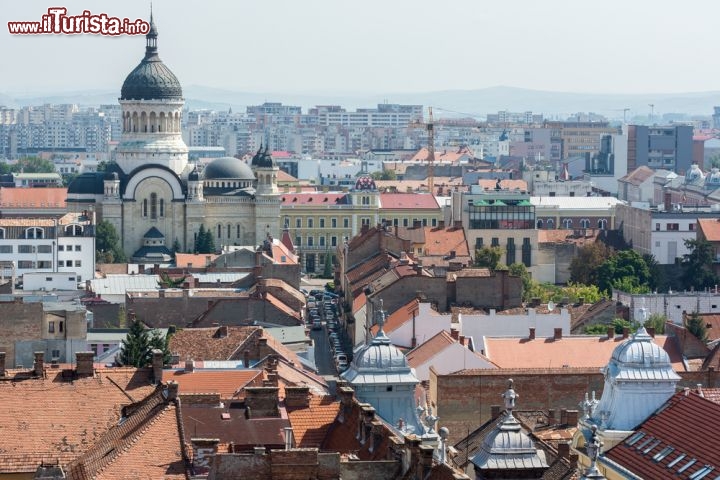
<box><xmin>286</xmin><ymin>395</ymin><xmax>341</xmax><ymax>447</ymax></box>
<box><xmin>698</xmin><ymin>218</ymin><xmax>720</xmax><ymax>242</ymax></box>
<box><xmin>67</xmin><ymin>385</ymin><xmax>188</xmax><ymax>479</ymax></box>
<box><xmin>345</xmin><ymin>253</ymin><xmax>389</xmax><ymax>285</ymax></box>
<box><xmin>169</xmin><ymin>326</ymin><xmax>262</xmax><ymax>361</ymax></box>
<box><xmin>174</xmin><ymin>252</ymin><xmax>219</xmax><ymax>268</ymax></box>
<box><xmin>370</xmin><ymin>298</ymin><xmax>418</xmax><ymax>336</ymax></box>
<box><xmin>483</xmin><ymin>335</ymin><xmax>685</xmax><ymax>371</ymax></box>
<box><xmin>167</xmin><ymin>369</ymin><xmax>264</xmax><ymax>399</ymax></box>
<box><xmin>618</xmin><ymin>165</ymin><xmax>655</xmax><ymax>186</ymax></box>
<box><xmin>422</xmin><ymin>226</ymin><xmax>469</xmax><ymax>256</ymax></box>
<box><xmin>379</xmin><ymin>193</ymin><xmax>439</xmax><ymax>209</ymax></box>
<box><xmin>604</xmin><ymin>391</ymin><xmax>720</xmax><ymax>479</ymax></box>
<box><xmin>281</xmin><ymin>193</ymin><xmax>347</xmax><ymax>205</ymax></box>
<box><xmin>406</xmin><ymin>330</ymin><xmax>456</xmax><ymax>367</ymax></box>
<box><xmin>0</xmin><ymin>187</ymin><xmax>67</xmax><ymax>208</ymax></box>
<box><xmin>352</xmin><ymin>292</ymin><xmax>367</xmax><ymax>314</ymax></box>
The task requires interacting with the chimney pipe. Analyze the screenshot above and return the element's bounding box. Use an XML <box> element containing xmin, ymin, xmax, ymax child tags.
<box><xmin>557</xmin><ymin>442</ymin><xmax>571</xmax><ymax>459</ymax></box>
<box><xmin>646</xmin><ymin>326</ymin><xmax>656</xmax><ymax>338</ymax></box>
<box><xmin>185</xmin><ymin>359</ymin><xmax>195</xmax><ymax>373</ymax></box>
<box><xmin>75</xmin><ymin>351</ymin><xmax>94</xmax><ymax>377</ymax></box>
<box><xmin>529</xmin><ymin>327</ymin><xmax>536</xmax><ymax>340</ymax></box>
<box><xmin>622</xmin><ymin>327</ymin><xmax>630</xmax><ymax>339</ymax></box>
<box><xmin>450</xmin><ymin>328</ymin><xmax>459</xmax><ymax>340</ymax></box>
<box><xmin>566</xmin><ymin>409</ymin><xmax>579</xmax><ymax>426</ymax></box>
<box><xmin>151</xmin><ymin>349</ymin><xmax>163</xmax><ymax>384</ymax></box>
<box><xmin>554</xmin><ymin>328</ymin><xmax>563</xmax><ymax>340</ymax></box>
<box><xmin>166</xmin><ymin>380</ymin><xmax>179</xmax><ymax>400</ymax></box>
<box><xmin>607</xmin><ymin>326</ymin><xmax>614</xmax><ymax>339</ymax></box>
<box><xmin>34</xmin><ymin>351</ymin><xmax>44</xmax><ymax>377</ymax></box>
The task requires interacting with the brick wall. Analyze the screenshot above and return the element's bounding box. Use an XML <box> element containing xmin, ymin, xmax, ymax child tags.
<box><xmin>430</xmin><ymin>366</ymin><xmax>720</xmax><ymax>445</ymax></box>
<box><xmin>0</xmin><ymin>301</ymin><xmax>43</xmax><ymax>368</ymax></box>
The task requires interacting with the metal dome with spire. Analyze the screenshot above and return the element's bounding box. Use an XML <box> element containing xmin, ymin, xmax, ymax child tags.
<box><xmin>120</xmin><ymin>10</ymin><xmax>182</xmax><ymax>100</ymax></box>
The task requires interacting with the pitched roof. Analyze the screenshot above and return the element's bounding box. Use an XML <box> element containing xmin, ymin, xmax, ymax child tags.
<box><xmin>67</xmin><ymin>384</ymin><xmax>189</xmax><ymax>479</ymax></box>
<box><xmin>0</xmin><ymin>367</ymin><xmax>156</xmax><ymax>474</ymax></box>
<box><xmin>379</xmin><ymin>192</ymin><xmax>439</xmax><ymax>209</ymax></box>
<box><xmin>422</xmin><ymin>226</ymin><xmax>469</xmax><ymax>256</ymax></box>
<box><xmin>345</xmin><ymin>252</ymin><xmax>388</xmax><ymax>285</ymax></box>
<box><xmin>698</xmin><ymin>218</ymin><xmax>720</xmax><ymax>242</ymax></box>
<box><xmin>0</xmin><ymin>187</ymin><xmax>67</xmax><ymax>208</ymax></box>
<box><xmin>166</xmin><ymin>369</ymin><xmax>263</xmax><ymax>399</ymax></box>
<box><xmin>169</xmin><ymin>326</ymin><xmax>262</xmax><ymax>361</ymax></box>
<box><xmin>286</xmin><ymin>395</ymin><xmax>341</xmax><ymax>448</ymax></box>
<box><xmin>352</xmin><ymin>292</ymin><xmax>367</xmax><ymax>314</ymax></box>
<box><xmin>482</xmin><ymin>334</ymin><xmax>685</xmax><ymax>371</ymax></box>
<box><xmin>370</xmin><ymin>298</ymin><xmax>419</xmax><ymax>336</ymax></box>
<box><xmin>406</xmin><ymin>330</ymin><xmax>456</xmax><ymax>367</ymax></box>
<box><xmin>604</xmin><ymin>391</ymin><xmax>720</xmax><ymax>478</ymax></box>
<box><xmin>174</xmin><ymin>253</ymin><xmax>218</xmax><ymax>268</ymax></box>
<box><xmin>281</xmin><ymin>193</ymin><xmax>347</xmax><ymax>205</ymax></box>
<box><xmin>618</xmin><ymin>165</ymin><xmax>655</xmax><ymax>186</ymax></box>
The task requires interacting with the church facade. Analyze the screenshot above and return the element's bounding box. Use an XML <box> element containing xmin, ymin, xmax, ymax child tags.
<box><xmin>67</xmin><ymin>15</ymin><xmax>280</xmax><ymax>262</ymax></box>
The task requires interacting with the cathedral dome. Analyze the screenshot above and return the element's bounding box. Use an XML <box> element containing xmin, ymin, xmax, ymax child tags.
<box><xmin>120</xmin><ymin>16</ymin><xmax>182</xmax><ymax>101</ymax></box>
<box><xmin>67</xmin><ymin>172</ymin><xmax>104</xmax><ymax>195</ymax></box>
<box><xmin>203</xmin><ymin>157</ymin><xmax>255</xmax><ymax>180</ymax></box>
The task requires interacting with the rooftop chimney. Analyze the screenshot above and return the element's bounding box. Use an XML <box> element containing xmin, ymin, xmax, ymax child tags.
<box><xmin>34</xmin><ymin>351</ymin><xmax>44</xmax><ymax>377</ymax></box>
<box><xmin>664</xmin><ymin>191</ymin><xmax>672</xmax><ymax>212</ymax></box>
<box><xmin>166</xmin><ymin>380</ymin><xmax>179</xmax><ymax>400</ymax></box>
<box><xmin>565</xmin><ymin>409</ymin><xmax>579</xmax><ymax>426</ymax></box>
<box><xmin>646</xmin><ymin>327</ymin><xmax>656</xmax><ymax>338</ymax></box>
<box><xmin>607</xmin><ymin>326</ymin><xmax>615</xmax><ymax>339</ymax></box>
<box><xmin>450</xmin><ymin>328</ymin><xmax>459</xmax><ymax>340</ymax></box>
<box><xmin>529</xmin><ymin>327</ymin><xmax>536</xmax><ymax>340</ymax></box>
<box><xmin>243</xmin><ymin>349</ymin><xmax>250</xmax><ymax>368</ymax></box>
<box><xmin>185</xmin><ymin>359</ymin><xmax>195</xmax><ymax>373</ymax></box>
<box><xmin>554</xmin><ymin>328</ymin><xmax>563</xmax><ymax>340</ymax></box>
<box><xmin>623</xmin><ymin>327</ymin><xmax>630</xmax><ymax>339</ymax></box>
<box><xmin>284</xmin><ymin>386</ymin><xmax>311</xmax><ymax>408</ymax></box>
<box><xmin>215</xmin><ymin>325</ymin><xmax>228</xmax><ymax>338</ymax></box>
<box><xmin>191</xmin><ymin>438</ymin><xmax>219</xmax><ymax>476</ymax></box>
<box><xmin>151</xmin><ymin>349</ymin><xmax>163</xmax><ymax>384</ymax></box>
<box><xmin>557</xmin><ymin>442</ymin><xmax>571</xmax><ymax>459</ymax></box>
<box><xmin>76</xmin><ymin>351</ymin><xmax>94</xmax><ymax>377</ymax></box>
<box><xmin>0</xmin><ymin>352</ymin><xmax>5</xmax><ymax>376</ymax></box>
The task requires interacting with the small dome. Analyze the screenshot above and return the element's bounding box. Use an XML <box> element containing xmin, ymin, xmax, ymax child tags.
<box><xmin>685</xmin><ymin>164</ymin><xmax>705</xmax><ymax>185</ymax></box>
<box><xmin>352</xmin><ymin>336</ymin><xmax>409</xmax><ymax>371</ymax></box>
<box><xmin>203</xmin><ymin>157</ymin><xmax>255</xmax><ymax>180</ymax></box>
<box><xmin>188</xmin><ymin>168</ymin><xmax>200</xmax><ymax>181</ymax></box>
<box><xmin>104</xmin><ymin>171</ymin><xmax>119</xmax><ymax>181</ymax></box>
<box><xmin>610</xmin><ymin>327</ymin><xmax>671</xmax><ymax>366</ymax></box>
<box><xmin>251</xmin><ymin>144</ymin><xmax>275</xmax><ymax>168</ymax></box>
<box><xmin>354</xmin><ymin>175</ymin><xmax>377</xmax><ymax>191</ymax></box>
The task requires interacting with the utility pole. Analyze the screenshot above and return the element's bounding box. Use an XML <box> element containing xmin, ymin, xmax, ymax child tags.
<box><xmin>648</xmin><ymin>104</ymin><xmax>655</xmax><ymax>125</ymax></box>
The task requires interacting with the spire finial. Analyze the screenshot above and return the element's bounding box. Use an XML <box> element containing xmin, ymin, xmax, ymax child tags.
<box><xmin>150</xmin><ymin>2</ymin><xmax>153</xmax><ymax>23</ymax></box>
<box><xmin>502</xmin><ymin>379</ymin><xmax>518</xmax><ymax>417</ymax></box>
<box><xmin>376</xmin><ymin>298</ymin><xmax>386</xmax><ymax>335</ymax></box>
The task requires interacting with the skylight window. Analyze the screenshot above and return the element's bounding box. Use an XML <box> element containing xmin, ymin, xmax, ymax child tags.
<box><xmin>690</xmin><ymin>466</ymin><xmax>715</xmax><ymax>480</ymax></box>
<box><xmin>625</xmin><ymin>432</ymin><xmax>646</xmax><ymax>446</ymax></box>
<box><xmin>636</xmin><ymin>436</ymin><xmax>655</xmax><ymax>450</ymax></box>
<box><xmin>667</xmin><ymin>454</ymin><xmax>687</xmax><ymax>468</ymax></box>
<box><xmin>677</xmin><ymin>459</ymin><xmax>697</xmax><ymax>474</ymax></box>
<box><xmin>653</xmin><ymin>446</ymin><xmax>674</xmax><ymax>462</ymax></box>
<box><xmin>643</xmin><ymin>439</ymin><xmax>662</xmax><ymax>454</ymax></box>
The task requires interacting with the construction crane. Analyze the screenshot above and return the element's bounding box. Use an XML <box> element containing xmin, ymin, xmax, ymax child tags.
<box><xmin>409</xmin><ymin>107</ymin><xmax>435</xmax><ymax>193</ymax></box>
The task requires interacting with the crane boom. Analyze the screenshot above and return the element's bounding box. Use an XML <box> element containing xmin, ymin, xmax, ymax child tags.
<box><xmin>427</xmin><ymin>107</ymin><xmax>435</xmax><ymax>193</ymax></box>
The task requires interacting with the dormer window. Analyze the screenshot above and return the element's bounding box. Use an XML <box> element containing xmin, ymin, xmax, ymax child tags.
<box><xmin>25</xmin><ymin>227</ymin><xmax>44</xmax><ymax>239</ymax></box>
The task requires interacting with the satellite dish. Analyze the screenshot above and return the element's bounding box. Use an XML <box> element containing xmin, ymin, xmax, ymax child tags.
<box><xmin>547</xmin><ymin>301</ymin><xmax>556</xmax><ymax>311</ymax></box>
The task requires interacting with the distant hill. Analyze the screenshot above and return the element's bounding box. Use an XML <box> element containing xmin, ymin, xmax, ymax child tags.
<box><xmin>2</xmin><ymin>85</ymin><xmax>719</xmax><ymax>118</ymax></box>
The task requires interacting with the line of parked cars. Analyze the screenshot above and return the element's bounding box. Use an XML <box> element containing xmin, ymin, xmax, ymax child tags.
<box><xmin>303</xmin><ymin>289</ymin><xmax>347</xmax><ymax>373</ymax></box>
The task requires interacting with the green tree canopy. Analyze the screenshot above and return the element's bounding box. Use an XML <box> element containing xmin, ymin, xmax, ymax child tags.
<box><xmin>370</xmin><ymin>169</ymin><xmax>397</xmax><ymax>180</ymax></box>
<box><xmin>119</xmin><ymin>319</ymin><xmax>172</xmax><ymax>367</ymax></box>
<box><xmin>681</xmin><ymin>238</ymin><xmax>719</xmax><ymax>292</ymax></box>
<box><xmin>508</xmin><ymin>263</ymin><xmax>533</xmax><ymax>301</ymax></box>
<box><xmin>322</xmin><ymin>252</ymin><xmax>334</xmax><ymax>279</ymax></box>
<box><xmin>644</xmin><ymin>313</ymin><xmax>667</xmax><ymax>335</ymax></box>
<box><xmin>569</xmin><ymin>242</ymin><xmax>613</xmax><ymax>285</ymax></box>
<box><xmin>596</xmin><ymin>249</ymin><xmax>651</xmax><ymax>294</ymax></box>
<box><xmin>95</xmin><ymin>220</ymin><xmax>126</xmax><ymax>263</ymax></box>
<box><xmin>475</xmin><ymin>246</ymin><xmax>503</xmax><ymax>270</ymax></box>
<box><xmin>686</xmin><ymin>311</ymin><xmax>709</xmax><ymax>343</ymax></box>
<box><xmin>194</xmin><ymin>225</ymin><xmax>216</xmax><ymax>254</ymax></box>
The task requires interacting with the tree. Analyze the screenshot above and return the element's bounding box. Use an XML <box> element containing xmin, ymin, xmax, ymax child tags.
<box><xmin>195</xmin><ymin>225</ymin><xmax>206</xmax><ymax>253</ymax></box>
<box><xmin>119</xmin><ymin>319</ymin><xmax>172</xmax><ymax>367</ymax></box>
<box><xmin>596</xmin><ymin>249</ymin><xmax>651</xmax><ymax>295</ymax></box>
<box><xmin>322</xmin><ymin>252</ymin><xmax>334</xmax><ymax>279</ymax></box>
<box><xmin>370</xmin><ymin>169</ymin><xmax>397</xmax><ymax>180</ymax></box>
<box><xmin>508</xmin><ymin>263</ymin><xmax>533</xmax><ymax>301</ymax></box>
<box><xmin>157</xmin><ymin>272</ymin><xmax>187</xmax><ymax>288</ymax></box>
<box><xmin>680</xmin><ymin>238</ymin><xmax>719</xmax><ymax>292</ymax></box>
<box><xmin>475</xmin><ymin>246</ymin><xmax>503</xmax><ymax>270</ymax></box>
<box><xmin>642</xmin><ymin>254</ymin><xmax>663</xmax><ymax>292</ymax></box>
<box><xmin>172</xmin><ymin>238</ymin><xmax>181</xmax><ymax>254</ymax></box>
<box><xmin>569</xmin><ymin>242</ymin><xmax>613</xmax><ymax>285</ymax></box>
<box><xmin>14</xmin><ymin>156</ymin><xmax>55</xmax><ymax>173</ymax></box>
<box><xmin>119</xmin><ymin>319</ymin><xmax>152</xmax><ymax>367</ymax></box>
<box><xmin>686</xmin><ymin>311</ymin><xmax>708</xmax><ymax>343</ymax></box>
<box><xmin>95</xmin><ymin>220</ymin><xmax>126</xmax><ymax>263</ymax></box>
<box><xmin>644</xmin><ymin>313</ymin><xmax>667</xmax><ymax>335</ymax></box>
<box><xmin>584</xmin><ymin>318</ymin><xmax>637</xmax><ymax>335</ymax></box>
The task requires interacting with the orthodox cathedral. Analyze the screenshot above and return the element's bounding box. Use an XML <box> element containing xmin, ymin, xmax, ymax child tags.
<box><xmin>67</xmin><ymin>14</ymin><xmax>280</xmax><ymax>262</ymax></box>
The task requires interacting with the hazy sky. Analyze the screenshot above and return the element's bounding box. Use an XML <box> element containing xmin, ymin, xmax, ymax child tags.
<box><xmin>2</xmin><ymin>0</ymin><xmax>719</xmax><ymax>96</ymax></box>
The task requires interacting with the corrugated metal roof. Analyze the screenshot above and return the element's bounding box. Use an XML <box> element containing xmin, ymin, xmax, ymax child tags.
<box><xmin>193</xmin><ymin>272</ymin><xmax>249</xmax><ymax>283</ymax></box>
<box><xmin>89</xmin><ymin>275</ymin><xmax>161</xmax><ymax>295</ymax></box>
<box><xmin>531</xmin><ymin>196</ymin><xmax>625</xmax><ymax>209</ymax></box>
<box><xmin>265</xmin><ymin>325</ymin><xmax>309</xmax><ymax>344</ymax></box>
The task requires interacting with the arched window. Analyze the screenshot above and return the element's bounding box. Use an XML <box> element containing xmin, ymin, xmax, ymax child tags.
<box><xmin>580</xmin><ymin>218</ymin><xmax>590</xmax><ymax>229</ymax></box>
<box><xmin>237</xmin><ymin>224</ymin><xmax>241</xmax><ymax>238</ymax></box>
<box><xmin>25</xmin><ymin>227</ymin><xmax>44</xmax><ymax>239</ymax></box>
<box><xmin>150</xmin><ymin>193</ymin><xmax>158</xmax><ymax>219</ymax></box>
<box><xmin>562</xmin><ymin>218</ymin><xmax>573</xmax><ymax>229</ymax></box>
<box><xmin>536</xmin><ymin>219</ymin><xmax>544</xmax><ymax>229</ymax></box>
<box><xmin>0</xmin><ymin>228</ymin><xmax>5</xmax><ymax>239</ymax></box>
<box><xmin>546</xmin><ymin>219</ymin><xmax>554</xmax><ymax>229</ymax></box>
<box><xmin>159</xmin><ymin>198</ymin><xmax>164</xmax><ymax>217</ymax></box>
<box><xmin>143</xmin><ymin>198</ymin><xmax>148</xmax><ymax>217</ymax></box>
<box><xmin>598</xmin><ymin>218</ymin><xmax>608</xmax><ymax>230</ymax></box>
<box><xmin>217</xmin><ymin>224</ymin><xmax>222</xmax><ymax>238</ymax></box>
<box><xmin>227</xmin><ymin>224</ymin><xmax>231</xmax><ymax>239</ymax></box>
<box><xmin>65</xmin><ymin>225</ymin><xmax>83</xmax><ymax>236</ymax></box>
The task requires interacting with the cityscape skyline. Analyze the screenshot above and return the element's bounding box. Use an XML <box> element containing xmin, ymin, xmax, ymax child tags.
<box><xmin>2</xmin><ymin>0</ymin><xmax>720</xmax><ymax>97</ymax></box>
